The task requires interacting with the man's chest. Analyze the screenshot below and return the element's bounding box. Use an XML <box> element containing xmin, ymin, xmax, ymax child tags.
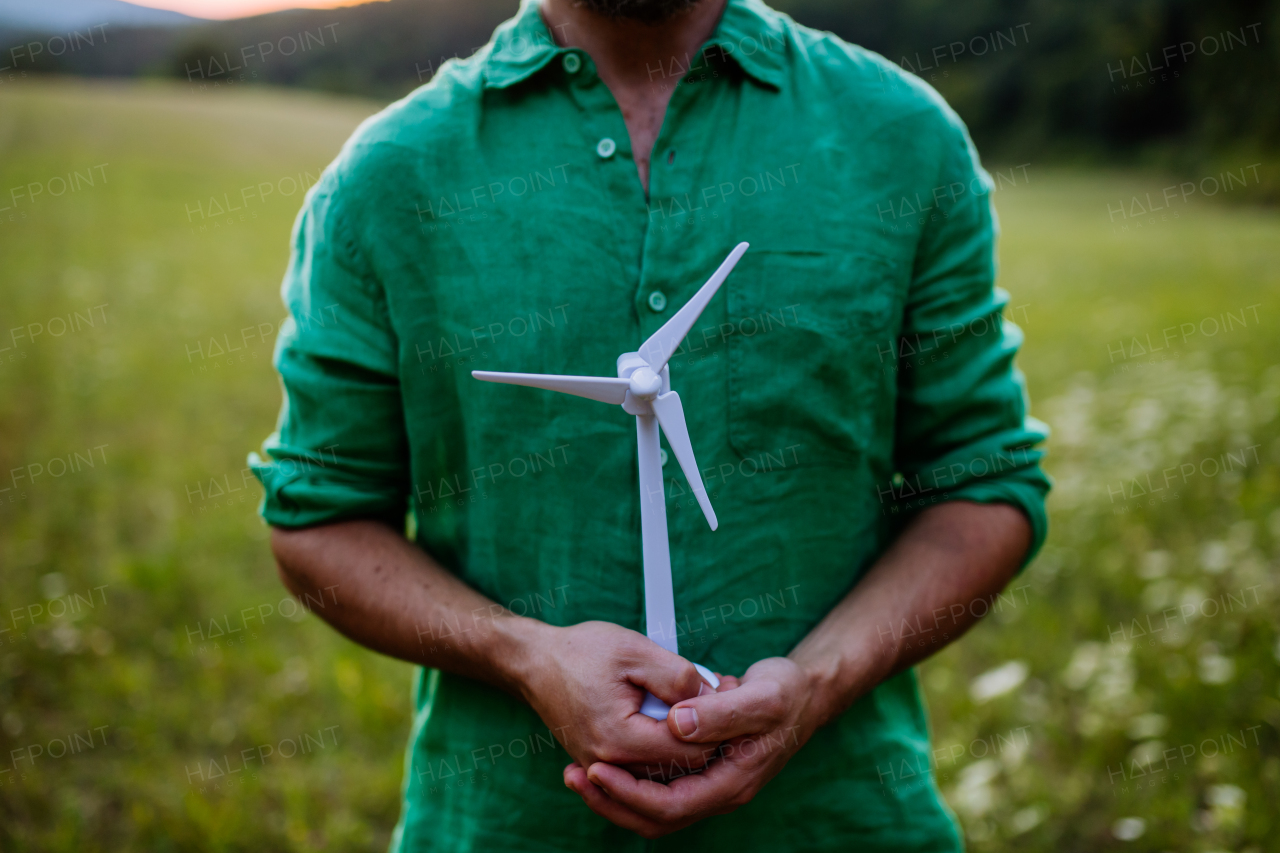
<box><xmin>370</xmin><ymin>92</ymin><xmax>935</xmax><ymax>473</ymax></box>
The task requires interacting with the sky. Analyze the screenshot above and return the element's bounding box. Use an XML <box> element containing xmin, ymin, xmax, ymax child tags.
<box><xmin>131</xmin><ymin>0</ymin><xmax>380</xmax><ymax>20</ymax></box>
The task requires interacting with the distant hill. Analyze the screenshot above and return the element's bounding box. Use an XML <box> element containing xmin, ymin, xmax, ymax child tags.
<box><xmin>0</xmin><ymin>0</ymin><xmax>200</xmax><ymax>33</ymax></box>
<box><xmin>0</xmin><ymin>0</ymin><xmax>517</xmax><ymax>99</ymax></box>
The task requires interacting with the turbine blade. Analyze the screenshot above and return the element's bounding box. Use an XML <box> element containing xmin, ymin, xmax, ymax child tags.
<box><xmin>639</xmin><ymin>242</ymin><xmax>748</xmax><ymax>374</ymax></box>
<box><xmin>651</xmin><ymin>390</ymin><xmax>718</xmax><ymax>531</ymax></box>
<box><xmin>472</xmin><ymin>371</ymin><xmax>629</xmax><ymax>405</ymax></box>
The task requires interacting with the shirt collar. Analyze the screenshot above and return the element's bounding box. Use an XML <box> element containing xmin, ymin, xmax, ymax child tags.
<box><xmin>704</xmin><ymin>0</ymin><xmax>787</xmax><ymax>89</ymax></box>
<box><xmin>482</xmin><ymin>0</ymin><xmax>787</xmax><ymax>90</ymax></box>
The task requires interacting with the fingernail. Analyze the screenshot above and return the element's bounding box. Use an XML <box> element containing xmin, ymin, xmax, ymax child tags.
<box><xmin>673</xmin><ymin>706</ymin><xmax>698</xmax><ymax>737</ymax></box>
<box><xmin>698</xmin><ymin>681</ymin><xmax>710</xmax><ymax>696</ymax></box>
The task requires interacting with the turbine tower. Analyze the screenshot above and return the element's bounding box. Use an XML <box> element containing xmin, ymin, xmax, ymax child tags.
<box><xmin>473</xmin><ymin>242</ymin><xmax>749</xmax><ymax>719</ymax></box>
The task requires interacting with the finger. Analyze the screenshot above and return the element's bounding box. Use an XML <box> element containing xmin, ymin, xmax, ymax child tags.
<box><xmin>714</xmin><ymin>674</ymin><xmax>741</xmax><ymax>691</ymax></box>
<box><xmin>666</xmin><ymin>678</ymin><xmax>787</xmax><ymax>742</ymax></box>
<box><xmin>618</xmin><ymin>716</ymin><xmax>720</xmax><ymax>773</ymax></box>
<box><xmin>619</xmin><ymin>642</ymin><xmax>713</xmax><ymax>707</ymax></box>
<box><xmin>566</xmin><ymin>762</ymin><xmax>669</xmax><ymax>837</ymax></box>
<box><xmin>621</xmin><ymin>754</ymin><xmax>721</xmax><ymax>780</ymax></box>
<box><xmin>586</xmin><ymin>757</ymin><xmax>746</xmax><ymax>825</ymax></box>
<box><xmin>564</xmin><ymin>761</ymin><xmax>583</xmax><ymax>788</ymax></box>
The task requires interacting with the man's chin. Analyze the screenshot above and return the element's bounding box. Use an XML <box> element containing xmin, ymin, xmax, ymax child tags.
<box><xmin>574</xmin><ymin>0</ymin><xmax>702</xmax><ymax>24</ymax></box>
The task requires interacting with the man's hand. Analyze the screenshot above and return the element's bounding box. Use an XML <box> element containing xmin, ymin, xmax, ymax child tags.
<box><xmin>519</xmin><ymin>620</ymin><xmax>723</xmax><ymax>777</ymax></box>
<box><xmin>562</xmin><ymin>657</ymin><xmax>815</xmax><ymax>838</ymax></box>
<box><xmin>563</xmin><ymin>501</ymin><xmax>1031</xmax><ymax>837</ymax></box>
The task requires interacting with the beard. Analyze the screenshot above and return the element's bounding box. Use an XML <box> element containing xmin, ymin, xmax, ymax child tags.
<box><xmin>573</xmin><ymin>0</ymin><xmax>701</xmax><ymax>23</ymax></box>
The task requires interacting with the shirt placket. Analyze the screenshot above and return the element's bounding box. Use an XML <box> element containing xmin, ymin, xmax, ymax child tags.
<box><xmin>636</xmin><ymin>52</ymin><xmax>728</xmax><ymax>351</ymax></box>
<box><xmin>559</xmin><ymin>46</ymin><xmax>731</xmax><ymax>379</ymax></box>
<box><xmin>559</xmin><ymin>48</ymin><xmax>652</xmax><ymax>277</ymax></box>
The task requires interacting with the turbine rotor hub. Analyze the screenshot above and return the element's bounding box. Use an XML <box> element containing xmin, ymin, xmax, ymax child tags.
<box><xmin>629</xmin><ymin>366</ymin><xmax>662</xmax><ymax>400</ymax></box>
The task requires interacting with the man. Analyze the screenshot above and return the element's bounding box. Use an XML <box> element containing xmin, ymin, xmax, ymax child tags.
<box><xmin>251</xmin><ymin>0</ymin><xmax>1050</xmax><ymax>847</ymax></box>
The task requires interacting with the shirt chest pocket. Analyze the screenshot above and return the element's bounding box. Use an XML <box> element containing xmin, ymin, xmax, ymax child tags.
<box><xmin>725</xmin><ymin>250</ymin><xmax>904</xmax><ymax>470</ymax></box>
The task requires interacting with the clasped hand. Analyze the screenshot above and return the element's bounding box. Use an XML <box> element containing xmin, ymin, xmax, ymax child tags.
<box><xmin>521</xmin><ymin>622</ymin><xmax>819</xmax><ymax>839</ymax></box>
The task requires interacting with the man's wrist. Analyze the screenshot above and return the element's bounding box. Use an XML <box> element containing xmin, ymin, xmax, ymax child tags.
<box><xmin>487</xmin><ymin>614</ymin><xmax>556</xmax><ymax>702</ymax></box>
<box><xmin>792</xmin><ymin>637</ymin><xmax>893</xmax><ymax>729</ymax></box>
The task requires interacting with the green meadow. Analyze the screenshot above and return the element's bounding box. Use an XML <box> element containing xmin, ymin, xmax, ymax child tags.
<box><xmin>1</xmin><ymin>78</ymin><xmax>1277</xmax><ymax>851</ymax></box>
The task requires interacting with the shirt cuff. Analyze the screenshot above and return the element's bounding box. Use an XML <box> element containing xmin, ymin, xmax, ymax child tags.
<box><xmin>893</xmin><ymin>423</ymin><xmax>1052</xmax><ymax>570</ymax></box>
<box><xmin>945</xmin><ymin>476</ymin><xmax>1050</xmax><ymax>570</ymax></box>
<box><xmin>249</xmin><ymin>449</ymin><xmax>407</xmax><ymax>530</ymax></box>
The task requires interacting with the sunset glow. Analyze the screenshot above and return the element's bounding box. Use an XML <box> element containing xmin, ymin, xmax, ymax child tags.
<box><xmin>130</xmin><ymin>0</ymin><xmax>383</xmax><ymax>21</ymax></box>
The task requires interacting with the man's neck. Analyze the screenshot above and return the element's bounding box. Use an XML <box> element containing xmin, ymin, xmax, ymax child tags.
<box><xmin>540</xmin><ymin>0</ymin><xmax>728</xmax><ymax>194</ymax></box>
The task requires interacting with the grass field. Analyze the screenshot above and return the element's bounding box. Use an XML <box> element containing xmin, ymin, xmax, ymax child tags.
<box><xmin>1</xmin><ymin>78</ymin><xmax>1278</xmax><ymax>852</ymax></box>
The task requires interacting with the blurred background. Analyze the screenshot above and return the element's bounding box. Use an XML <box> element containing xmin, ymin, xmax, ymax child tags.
<box><xmin>1</xmin><ymin>0</ymin><xmax>1278</xmax><ymax>850</ymax></box>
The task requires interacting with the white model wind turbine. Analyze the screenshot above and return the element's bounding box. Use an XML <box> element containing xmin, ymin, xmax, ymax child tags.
<box><xmin>473</xmin><ymin>242</ymin><xmax>749</xmax><ymax>719</ymax></box>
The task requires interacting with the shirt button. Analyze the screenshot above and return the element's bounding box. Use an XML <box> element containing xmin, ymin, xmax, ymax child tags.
<box><xmin>659</xmin><ymin>449</ymin><xmax>669</xmax><ymax>467</ymax></box>
<box><xmin>596</xmin><ymin>137</ymin><xmax>616</xmax><ymax>159</ymax></box>
<box><xmin>562</xmin><ymin>53</ymin><xmax>581</xmax><ymax>74</ymax></box>
<box><xmin>647</xmin><ymin>290</ymin><xmax>667</xmax><ymax>312</ymax></box>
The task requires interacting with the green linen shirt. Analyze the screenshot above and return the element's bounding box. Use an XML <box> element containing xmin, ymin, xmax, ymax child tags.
<box><xmin>251</xmin><ymin>0</ymin><xmax>1051</xmax><ymax>848</ymax></box>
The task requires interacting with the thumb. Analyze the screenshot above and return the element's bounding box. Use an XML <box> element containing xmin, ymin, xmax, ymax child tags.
<box><xmin>666</xmin><ymin>677</ymin><xmax>786</xmax><ymax>742</ymax></box>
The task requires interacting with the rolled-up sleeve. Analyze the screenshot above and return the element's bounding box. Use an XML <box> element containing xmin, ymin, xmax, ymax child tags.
<box><xmin>892</xmin><ymin>109</ymin><xmax>1051</xmax><ymax>564</ymax></box>
<box><xmin>249</xmin><ymin>174</ymin><xmax>409</xmax><ymax>529</ymax></box>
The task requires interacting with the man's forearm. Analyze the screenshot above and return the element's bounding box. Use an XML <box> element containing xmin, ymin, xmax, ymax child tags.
<box><xmin>270</xmin><ymin>520</ymin><xmax>548</xmax><ymax>697</ymax></box>
<box><xmin>271</xmin><ymin>520</ymin><xmax>726</xmax><ymax>777</ymax></box>
<box><xmin>789</xmin><ymin>501</ymin><xmax>1031</xmax><ymax>727</ymax></box>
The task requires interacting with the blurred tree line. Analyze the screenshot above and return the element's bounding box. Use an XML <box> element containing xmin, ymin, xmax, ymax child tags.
<box><xmin>4</xmin><ymin>0</ymin><xmax>1279</xmax><ymax>177</ymax></box>
<box><xmin>782</xmin><ymin>0</ymin><xmax>1280</xmax><ymax>166</ymax></box>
